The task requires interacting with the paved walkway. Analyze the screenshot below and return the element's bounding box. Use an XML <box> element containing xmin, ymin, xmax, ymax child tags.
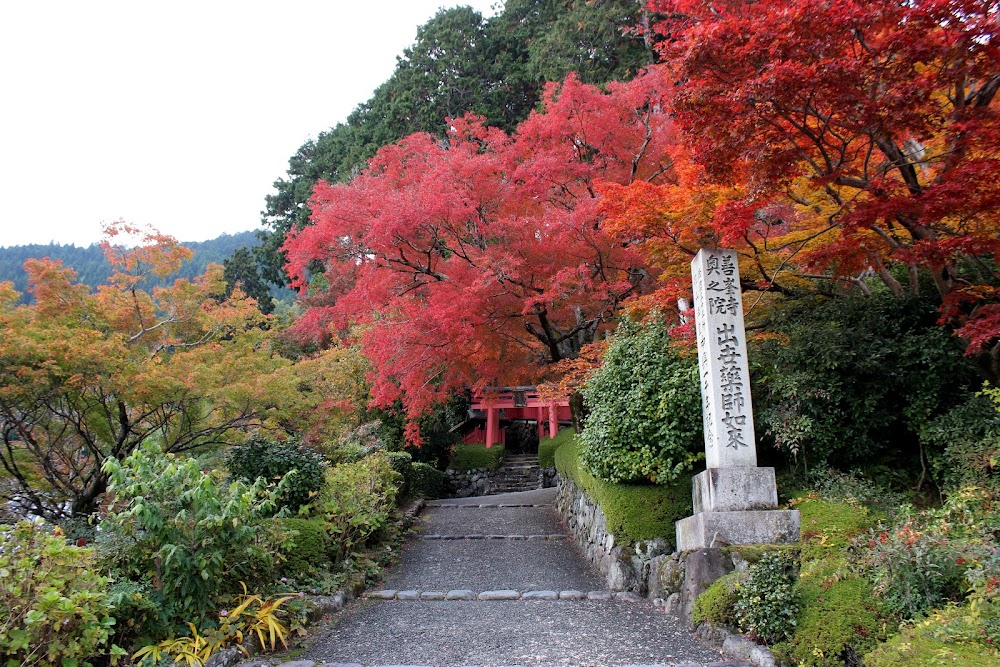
<box><xmin>293</xmin><ymin>488</ymin><xmax>746</xmax><ymax>667</ymax></box>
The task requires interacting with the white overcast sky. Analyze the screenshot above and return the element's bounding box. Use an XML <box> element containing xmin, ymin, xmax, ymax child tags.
<box><xmin>0</xmin><ymin>0</ymin><xmax>499</xmax><ymax>248</ymax></box>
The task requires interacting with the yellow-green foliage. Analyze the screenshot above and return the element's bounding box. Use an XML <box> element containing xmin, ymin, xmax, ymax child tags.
<box><xmin>449</xmin><ymin>443</ymin><xmax>504</xmax><ymax>471</ymax></box>
<box><xmin>796</xmin><ymin>496</ymin><xmax>876</xmax><ymax>555</ymax></box>
<box><xmin>0</xmin><ymin>521</ymin><xmax>123</xmax><ymax>667</ymax></box>
<box><xmin>554</xmin><ymin>434</ymin><xmax>692</xmax><ymax>546</ymax></box>
<box><xmin>539</xmin><ymin>427</ymin><xmax>575</xmax><ymax>469</ymax></box>
<box><xmin>865</xmin><ymin>603</ymin><xmax>1000</xmax><ymax>667</ymax></box>
<box><xmin>767</xmin><ymin>496</ymin><xmax>889</xmax><ymax>665</ymax></box>
<box><xmin>320</xmin><ymin>453</ymin><xmax>400</xmax><ymax>561</ymax></box>
<box><xmin>692</xmin><ymin>571</ymin><xmax>744</xmax><ymax>627</ymax></box>
<box><xmin>779</xmin><ymin>561</ymin><xmax>888</xmax><ymax>667</ymax></box>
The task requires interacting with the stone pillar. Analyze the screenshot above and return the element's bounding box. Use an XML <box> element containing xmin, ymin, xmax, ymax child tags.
<box><xmin>676</xmin><ymin>249</ymin><xmax>799</xmax><ymax>551</ymax></box>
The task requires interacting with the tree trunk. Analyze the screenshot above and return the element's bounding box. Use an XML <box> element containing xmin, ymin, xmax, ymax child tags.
<box><xmin>569</xmin><ymin>392</ymin><xmax>586</xmax><ymax>433</ymax></box>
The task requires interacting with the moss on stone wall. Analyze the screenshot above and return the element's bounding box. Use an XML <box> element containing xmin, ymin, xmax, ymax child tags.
<box><xmin>554</xmin><ymin>433</ymin><xmax>692</xmax><ymax>546</ymax></box>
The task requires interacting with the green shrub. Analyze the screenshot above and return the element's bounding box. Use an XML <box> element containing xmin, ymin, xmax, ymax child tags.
<box><xmin>276</xmin><ymin>517</ymin><xmax>330</xmax><ymax>579</ymax></box>
<box><xmin>692</xmin><ymin>571</ymin><xmax>744</xmax><ymax>627</ymax></box>
<box><xmin>555</xmin><ymin>434</ymin><xmax>692</xmax><ymax>546</ymax></box>
<box><xmin>866</xmin><ymin>541</ymin><xmax>998</xmax><ymax>664</ymax></box>
<box><xmin>922</xmin><ymin>392</ymin><xmax>1000</xmax><ymax>499</ymax></box>
<box><xmin>0</xmin><ymin>521</ymin><xmax>123</xmax><ymax>667</ymax></box>
<box><xmin>104</xmin><ymin>578</ymin><xmax>161</xmax><ymax>651</ymax></box>
<box><xmin>734</xmin><ymin>550</ymin><xmax>799</xmax><ymax>645</ymax></box>
<box><xmin>539</xmin><ymin>427</ymin><xmax>574</xmax><ymax>469</ymax></box>
<box><xmin>321</xmin><ymin>453</ymin><xmax>400</xmax><ymax>562</ymax></box>
<box><xmin>385</xmin><ymin>451</ymin><xmax>414</xmax><ymax>499</ymax></box>
<box><xmin>449</xmin><ymin>443</ymin><xmax>504</xmax><ymax>471</ymax></box>
<box><xmin>754</xmin><ymin>293</ymin><xmax>978</xmax><ymax>473</ymax></box>
<box><xmin>581</xmin><ymin>317</ymin><xmax>703</xmax><ymax>484</ymax></box>
<box><xmin>865</xmin><ymin>604</ymin><xmax>1000</xmax><ymax>667</ymax></box>
<box><xmin>410</xmin><ymin>462</ymin><xmax>445</xmax><ymax>499</ymax></box>
<box><xmin>101</xmin><ymin>445</ymin><xmax>278</xmax><ymax>631</ymax></box>
<box><xmin>857</xmin><ymin>490</ymin><xmax>993</xmax><ymax>620</ymax></box>
<box><xmin>227</xmin><ymin>438</ymin><xmax>327</xmax><ymax>513</ymax></box>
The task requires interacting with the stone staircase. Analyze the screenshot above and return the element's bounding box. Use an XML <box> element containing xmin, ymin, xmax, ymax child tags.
<box><xmin>290</xmin><ymin>488</ymin><xmax>742</xmax><ymax>667</ymax></box>
<box><xmin>488</xmin><ymin>454</ymin><xmax>541</xmax><ymax>494</ymax></box>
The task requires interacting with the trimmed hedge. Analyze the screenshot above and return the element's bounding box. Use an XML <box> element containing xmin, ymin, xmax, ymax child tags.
<box><xmin>410</xmin><ymin>462</ymin><xmax>445</xmax><ymax>499</ymax></box>
<box><xmin>449</xmin><ymin>443</ymin><xmax>504</xmax><ymax>471</ymax></box>
<box><xmin>275</xmin><ymin>517</ymin><xmax>329</xmax><ymax>579</ymax></box>
<box><xmin>554</xmin><ymin>432</ymin><xmax>692</xmax><ymax>547</ymax></box>
<box><xmin>385</xmin><ymin>451</ymin><xmax>414</xmax><ymax>499</ymax></box>
<box><xmin>539</xmin><ymin>428</ymin><xmax>574</xmax><ymax>469</ymax></box>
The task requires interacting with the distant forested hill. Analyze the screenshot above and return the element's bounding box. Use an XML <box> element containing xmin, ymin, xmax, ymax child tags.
<box><xmin>0</xmin><ymin>230</ymin><xmax>280</xmax><ymax>302</ymax></box>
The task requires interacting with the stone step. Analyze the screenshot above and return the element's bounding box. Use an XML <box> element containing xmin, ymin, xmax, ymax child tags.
<box><xmin>489</xmin><ymin>484</ymin><xmax>541</xmax><ymax>493</ymax></box>
<box><xmin>367</xmin><ymin>588</ymin><xmax>640</xmax><ymax>601</ymax></box>
<box><xmin>257</xmin><ymin>660</ymin><xmax>751</xmax><ymax>667</ymax></box>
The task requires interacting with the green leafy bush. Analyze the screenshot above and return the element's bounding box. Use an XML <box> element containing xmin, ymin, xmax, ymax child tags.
<box><xmin>275</xmin><ymin>517</ymin><xmax>330</xmax><ymax>579</ymax></box>
<box><xmin>132</xmin><ymin>586</ymin><xmax>296</xmax><ymax>666</ymax></box>
<box><xmin>101</xmin><ymin>445</ymin><xmax>278</xmax><ymax>631</ymax></box>
<box><xmin>865</xmin><ymin>605</ymin><xmax>1000</xmax><ymax>667</ymax></box>
<box><xmin>754</xmin><ymin>294</ymin><xmax>977</xmax><ymax>473</ymax></box>
<box><xmin>104</xmin><ymin>578</ymin><xmax>161</xmax><ymax>651</ymax></box>
<box><xmin>857</xmin><ymin>490</ymin><xmax>992</xmax><ymax>619</ymax></box>
<box><xmin>922</xmin><ymin>392</ymin><xmax>1000</xmax><ymax>499</ymax></box>
<box><xmin>0</xmin><ymin>520</ymin><xmax>122</xmax><ymax>667</ymax></box>
<box><xmin>734</xmin><ymin>551</ymin><xmax>799</xmax><ymax>645</ymax></box>
<box><xmin>865</xmin><ymin>541</ymin><xmax>1000</xmax><ymax>665</ymax></box>
<box><xmin>581</xmin><ymin>317</ymin><xmax>702</xmax><ymax>484</ymax></box>
<box><xmin>227</xmin><ymin>438</ymin><xmax>327</xmax><ymax>513</ymax></box>
<box><xmin>320</xmin><ymin>453</ymin><xmax>400</xmax><ymax>562</ymax></box>
<box><xmin>539</xmin><ymin>427</ymin><xmax>574</xmax><ymax>469</ymax></box>
<box><xmin>554</xmin><ymin>434</ymin><xmax>692</xmax><ymax>546</ymax></box>
<box><xmin>449</xmin><ymin>443</ymin><xmax>504</xmax><ymax>471</ymax></box>
<box><xmin>692</xmin><ymin>571</ymin><xmax>744</xmax><ymax>627</ymax></box>
<box><xmin>410</xmin><ymin>462</ymin><xmax>445</xmax><ymax>499</ymax></box>
<box><xmin>385</xmin><ymin>450</ymin><xmax>414</xmax><ymax>499</ymax></box>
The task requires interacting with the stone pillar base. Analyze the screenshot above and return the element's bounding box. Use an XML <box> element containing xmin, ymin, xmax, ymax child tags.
<box><xmin>676</xmin><ymin>509</ymin><xmax>800</xmax><ymax>552</ymax></box>
<box><xmin>692</xmin><ymin>467</ymin><xmax>779</xmax><ymax>513</ymax></box>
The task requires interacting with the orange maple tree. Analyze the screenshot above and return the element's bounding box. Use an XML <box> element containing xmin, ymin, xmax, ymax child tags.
<box><xmin>0</xmin><ymin>223</ymin><xmax>293</xmax><ymax>518</ymax></box>
<box><xmin>631</xmin><ymin>0</ymin><xmax>1000</xmax><ymax>372</ymax></box>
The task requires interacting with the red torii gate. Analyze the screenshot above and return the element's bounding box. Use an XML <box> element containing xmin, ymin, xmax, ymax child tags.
<box><xmin>470</xmin><ymin>387</ymin><xmax>570</xmax><ymax>447</ymax></box>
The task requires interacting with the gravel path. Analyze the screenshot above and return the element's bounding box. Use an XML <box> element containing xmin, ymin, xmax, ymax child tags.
<box><xmin>288</xmin><ymin>489</ymin><xmax>743</xmax><ymax>667</ymax></box>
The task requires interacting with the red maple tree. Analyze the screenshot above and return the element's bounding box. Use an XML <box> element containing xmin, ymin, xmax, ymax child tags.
<box><xmin>283</xmin><ymin>72</ymin><xmax>679</xmax><ymax>437</ymax></box>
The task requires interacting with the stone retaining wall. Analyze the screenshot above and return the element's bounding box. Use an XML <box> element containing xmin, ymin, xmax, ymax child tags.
<box><xmin>554</xmin><ymin>474</ymin><xmax>778</xmax><ymax>666</ymax></box>
<box><xmin>444</xmin><ymin>468</ymin><xmax>491</xmax><ymax>497</ymax></box>
<box><xmin>540</xmin><ymin>466</ymin><xmax>558</xmax><ymax>488</ymax></box>
<box><xmin>555</xmin><ymin>476</ymin><xmax>671</xmax><ymax>595</ymax></box>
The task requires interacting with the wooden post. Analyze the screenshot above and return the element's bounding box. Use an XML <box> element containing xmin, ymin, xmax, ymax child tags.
<box><xmin>486</xmin><ymin>406</ymin><xmax>498</xmax><ymax>448</ymax></box>
<box><xmin>537</xmin><ymin>406</ymin><xmax>546</xmax><ymax>442</ymax></box>
<box><xmin>548</xmin><ymin>403</ymin><xmax>558</xmax><ymax>439</ymax></box>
